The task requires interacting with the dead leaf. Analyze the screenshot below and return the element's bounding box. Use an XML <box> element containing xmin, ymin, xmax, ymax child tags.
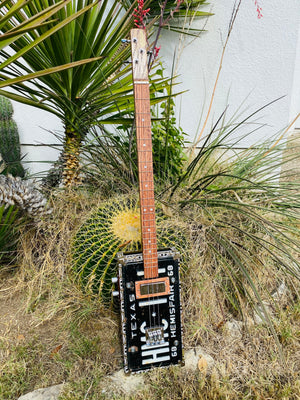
<box><xmin>50</xmin><ymin>344</ymin><xmax>63</xmax><ymax>358</ymax></box>
<box><xmin>198</xmin><ymin>356</ymin><xmax>208</xmax><ymax>375</ymax></box>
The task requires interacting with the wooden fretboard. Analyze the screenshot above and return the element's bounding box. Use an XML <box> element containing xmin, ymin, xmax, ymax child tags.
<box><xmin>131</xmin><ymin>29</ymin><xmax>158</xmax><ymax>279</ymax></box>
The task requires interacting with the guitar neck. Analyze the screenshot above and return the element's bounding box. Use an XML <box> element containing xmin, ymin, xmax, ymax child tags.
<box><xmin>131</xmin><ymin>29</ymin><xmax>158</xmax><ymax>279</ymax></box>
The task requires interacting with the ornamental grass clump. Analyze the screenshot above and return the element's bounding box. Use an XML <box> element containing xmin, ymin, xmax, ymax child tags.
<box><xmin>162</xmin><ymin>108</ymin><xmax>300</xmax><ymax>338</ymax></box>
<box><xmin>0</xmin><ymin>204</ymin><xmax>22</xmax><ymax>266</ymax></box>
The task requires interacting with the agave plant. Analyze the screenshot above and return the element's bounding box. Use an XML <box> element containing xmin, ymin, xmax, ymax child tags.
<box><xmin>0</xmin><ymin>174</ymin><xmax>50</xmax><ymax>218</ymax></box>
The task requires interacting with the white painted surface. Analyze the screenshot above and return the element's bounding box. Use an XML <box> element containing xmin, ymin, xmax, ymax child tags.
<box><xmin>160</xmin><ymin>0</ymin><xmax>300</xmax><ymax>145</ymax></box>
<box><xmin>10</xmin><ymin>0</ymin><xmax>300</xmax><ymax>174</ymax></box>
<box><xmin>12</xmin><ymin>101</ymin><xmax>62</xmax><ymax>176</ymax></box>
<box><xmin>290</xmin><ymin>20</ymin><xmax>300</xmax><ymax>129</ymax></box>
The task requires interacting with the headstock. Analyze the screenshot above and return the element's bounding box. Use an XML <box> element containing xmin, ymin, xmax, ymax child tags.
<box><xmin>130</xmin><ymin>29</ymin><xmax>148</xmax><ymax>81</ymax></box>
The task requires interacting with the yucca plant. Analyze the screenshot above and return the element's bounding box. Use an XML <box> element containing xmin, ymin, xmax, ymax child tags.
<box><xmin>0</xmin><ymin>0</ymin><xmax>136</xmax><ymax>185</ymax></box>
<box><xmin>0</xmin><ymin>0</ymin><xmax>97</xmax><ymax>79</ymax></box>
<box><xmin>0</xmin><ymin>0</ymin><xmax>211</xmax><ymax>186</ymax></box>
<box><xmin>72</xmin><ymin>194</ymin><xmax>188</xmax><ymax>304</ymax></box>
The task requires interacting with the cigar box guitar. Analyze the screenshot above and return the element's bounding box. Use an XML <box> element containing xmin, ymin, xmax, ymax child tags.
<box><xmin>112</xmin><ymin>28</ymin><xmax>183</xmax><ymax>374</ymax></box>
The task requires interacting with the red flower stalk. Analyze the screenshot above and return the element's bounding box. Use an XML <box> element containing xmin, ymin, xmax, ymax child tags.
<box><xmin>153</xmin><ymin>46</ymin><xmax>161</xmax><ymax>59</ymax></box>
<box><xmin>253</xmin><ymin>0</ymin><xmax>263</xmax><ymax>19</ymax></box>
<box><xmin>133</xmin><ymin>0</ymin><xmax>150</xmax><ymax>29</ymax></box>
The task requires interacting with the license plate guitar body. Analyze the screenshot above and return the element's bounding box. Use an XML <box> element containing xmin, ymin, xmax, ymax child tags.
<box><xmin>118</xmin><ymin>249</ymin><xmax>183</xmax><ymax>374</ymax></box>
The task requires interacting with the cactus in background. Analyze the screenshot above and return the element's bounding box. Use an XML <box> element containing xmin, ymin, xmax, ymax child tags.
<box><xmin>0</xmin><ymin>175</ymin><xmax>51</xmax><ymax>219</ymax></box>
<box><xmin>0</xmin><ymin>96</ymin><xmax>25</xmax><ymax>178</ymax></box>
<box><xmin>71</xmin><ymin>195</ymin><xmax>187</xmax><ymax>304</ymax></box>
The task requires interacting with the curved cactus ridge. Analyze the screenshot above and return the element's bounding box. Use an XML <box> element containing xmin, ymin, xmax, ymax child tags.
<box><xmin>72</xmin><ymin>195</ymin><xmax>187</xmax><ymax>304</ymax></box>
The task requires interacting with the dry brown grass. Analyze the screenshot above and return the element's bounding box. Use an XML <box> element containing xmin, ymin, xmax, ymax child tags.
<box><xmin>0</xmin><ymin>189</ymin><xmax>299</xmax><ymax>399</ymax></box>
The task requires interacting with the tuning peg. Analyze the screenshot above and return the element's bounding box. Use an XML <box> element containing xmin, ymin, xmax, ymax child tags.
<box><xmin>112</xmin><ymin>290</ymin><xmax>119</xmax><ymax>297</ymax></box>
<box><xmin>111</xmin><ymin>277</ymin><xmax>118</xmax><ymax>284</ymax></box>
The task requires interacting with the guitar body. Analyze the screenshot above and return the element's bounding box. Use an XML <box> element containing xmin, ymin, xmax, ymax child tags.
<box><xmin>118</xmin><ymin>249</ymin><xmax>183</xmax><ymax>374</ymax></box>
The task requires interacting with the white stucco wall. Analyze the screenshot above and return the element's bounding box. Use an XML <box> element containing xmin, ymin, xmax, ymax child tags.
<box><xmin>11</xmin><ymin>0</ymin><xmax>300</xmax><ymax>175</ymax></box>
<box><xmin>160</xmin><ymin>0</ymin><xmax>300</xmax><ymax>145</ymax></box>
<box><xmin>13</xmin><ymin>101</ymin><xmax>62</xmax><ymax>176</ymax></box>
<box><xmin>290</xmin><ymin>19</ymin><xmax>300</xmax><ymax>129</ymax></box>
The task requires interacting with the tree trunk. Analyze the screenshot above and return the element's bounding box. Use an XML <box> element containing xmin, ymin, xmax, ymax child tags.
<box><xmin>62</xmin><ymin>127</ymin><xmax>82</xmax><ymax>187</ymax></box>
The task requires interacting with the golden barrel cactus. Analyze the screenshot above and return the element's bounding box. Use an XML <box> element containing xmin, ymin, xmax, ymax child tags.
<box><xmin>71</xmin><ymin>195</ymin><xmax>187</xmax><ymax>304</ymax></box>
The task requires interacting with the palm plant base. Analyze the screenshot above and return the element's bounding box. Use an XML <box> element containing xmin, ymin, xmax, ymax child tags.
<box><xmin>62</xmin><ymin>136</ymin><xmax>81</xmax><ymax>187</ymax></box>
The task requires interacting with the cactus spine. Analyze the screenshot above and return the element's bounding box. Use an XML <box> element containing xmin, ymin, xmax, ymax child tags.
<box><xmin>0</xmin><ymin>96</ymin><xmax>25</xmax><ymax>177</ymax></box>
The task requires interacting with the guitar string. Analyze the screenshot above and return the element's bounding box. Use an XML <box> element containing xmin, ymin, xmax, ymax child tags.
<box><xmin>137</xmin><ymin>120</ymin><xmax>155</xmax><ymax>333</ymax></box>
<box><xmin>135</xmin><ymin>87</ymin><xmax>162</xmax><ymax>341</ymax></box>
<box><xmin>132</xmin><ymin>33</ymin><xmax>168</xmax><ymax>349</ymax></box>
